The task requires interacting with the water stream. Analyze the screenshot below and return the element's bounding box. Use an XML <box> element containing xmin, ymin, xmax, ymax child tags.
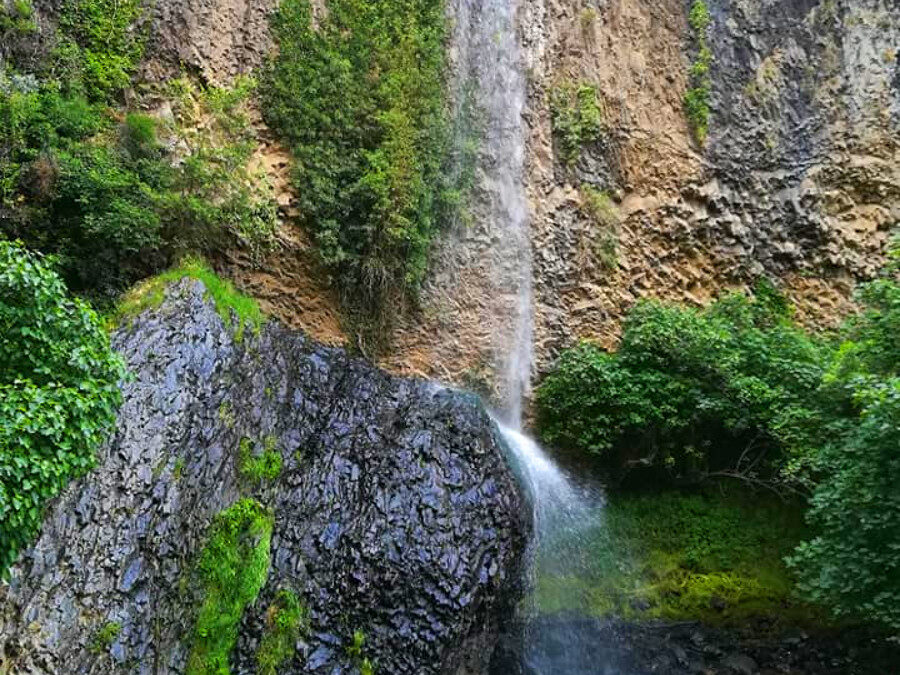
<box><xmin>447</xmin><ymin>0</ymin><xmax>608</xmax><ymax>671</ymax></box>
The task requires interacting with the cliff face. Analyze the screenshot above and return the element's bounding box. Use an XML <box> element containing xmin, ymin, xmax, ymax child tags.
<box><xmin>523</xmin><ymin>0</ymin><xmax>899</xmax><ymax>370</ymax></box>
<box><xmin>0</xmin><ymin>281</ymin><xmax>527</xmax><ymax>675</ymax></box>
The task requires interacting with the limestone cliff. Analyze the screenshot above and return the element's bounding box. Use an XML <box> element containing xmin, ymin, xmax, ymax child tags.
<box><xmin>0</xmin><ymin>280</ymin><xmax>527</xmax><ymax>675</ymax></box>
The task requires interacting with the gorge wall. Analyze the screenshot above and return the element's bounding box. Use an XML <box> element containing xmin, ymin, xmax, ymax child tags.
<box><xmin>0</xmin><ymin>280</ymin><xmax>528</xmax><ymax>674</ymax></box>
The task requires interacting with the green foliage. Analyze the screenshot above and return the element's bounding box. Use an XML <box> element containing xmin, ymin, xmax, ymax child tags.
<box><xmin>0</xmin><ymin>241</ymin><xmax>125</xmax><ymax>574</ymax></box>
<box><xmin>186</xmin><ymin>499</ymin><xmax>274</xmax><ymax>675</ymax></box>
<box><xmin>90</xmin><ymin>621</ymin><xmax>122</xmax><ymax>653</ymax></box>
<box><xmin>549</xmin><ymin>82</ymin><xmax>604</xmax><ymax>166</ymax></box>
<box><xmin>536</xmin><ymin>282</ymin><xmax>827</xmax><ymax>480</ymax></box>
<box><xmin>110</xmin><ymin>257</ymin><xmax>264</xmax><ymax>341</ymax></box>
<box><xmin>256</xmin><ymin>590</ymin><xmax>308</xmax><ymax>675</ymax></box>
<box><xmin>262</xmin><ymin>0</ymin><xmax>452</xmax><ymax>317</ymax></box>
<box><xmin>579</xmin><ymin>186</ymin><xmax>619</xmax><ymax>269</ymax></box>
<box><xmin>0</xmin><ymin>73</ymin><xmax>276</xmax><ymax>300</ymax></box>
<box><xmin>346</xmin><ymin>630</ymin><xmax>375</xmax><ymax>674</ymax></box>
<box><xmin>684</xmin><ymin>0</ymin><xmax>713</xmax><ymax>144</ymax></box>
<box><xmin>239</xmin><ymin>436</ymin><xmax>283</xmax><ymax>483</ymax></box>
<box><xmin>786</xmin><ymin>265</ymin><xmax>900</xmax><ymax>629</ymax></box>
<box><xmin>57</xmin><ymin>0</ymin><xmax>145</xmax><ymax>100</ymax></box>
<box><xmin>0</xmin><ymin>0</ymin><xmax>36</xmax><ymax>35</ymax></box>
<box><xmin>536</xmin><ymin>487</ymin><xmax>817</xmax><ymax>626</ymax></box>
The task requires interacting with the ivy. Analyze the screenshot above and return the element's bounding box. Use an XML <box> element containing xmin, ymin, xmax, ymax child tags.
<box><xmin>0</xmin><ymin>241</ymin><xmax>126</xmax><ymax>574</ymax></box>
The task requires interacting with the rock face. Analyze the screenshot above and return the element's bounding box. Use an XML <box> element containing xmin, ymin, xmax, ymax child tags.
<box><xmin>0</xmin><ymin>280</ymin><xmax>528</xmax><ymax>675</ymax></box>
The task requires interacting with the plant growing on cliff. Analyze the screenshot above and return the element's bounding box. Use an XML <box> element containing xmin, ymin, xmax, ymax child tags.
<box><xmin>186</xmin><ymin>498</ymin><xmax>274</xmax><ymax>675</ymax></box>
<box><xmin>579</xmin><ymin>186</ymin><xmax>619</xmax><ymax>269</ymax></box>
<box><xmin>0</xmin><ymin>241</ymin><xmax>125</xmax><ymax>574</ymax></box>
<box><xmin>239</xmin><ymin>436</ymin><xmax>283</xmax><ymax>483</ymax></box>
<box><xmin>549</xmin><ymin>81</ymin><xmax>604</xmax><ymax>166</ymax></box>
<box><xmin>684</xmin><ymin>0</ymin><xmax>713</xmax><ymax>144</ymax></box>
<box><xmin>256</xmin><ymin>590</ymin><xmax>308</xmax><ymax>675</ymax></box>
<box><xmin>262</xmin><ymin>0</ymin><xmax>454</xmax><ymax>328</ymax></box>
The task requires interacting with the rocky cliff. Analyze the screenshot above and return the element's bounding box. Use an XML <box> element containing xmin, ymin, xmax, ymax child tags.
<box><xmin>0</xmin><ymin>280</ymin><xmax>528</xmax><ymax>674</ymax></box>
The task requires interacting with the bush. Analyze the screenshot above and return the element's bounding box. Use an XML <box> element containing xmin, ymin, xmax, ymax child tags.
<box><xmin>549</xmin><ymin>82</ymin><xmax>604</xmax><ymax>166</ymax></box>
<box><xmin>0</xmin><ymin>241</ymin><xmax>125</xmax><ymax>574</ymax></box>
<box><xmin>684</xmin><ymin>0</ymin><xmax>713</xmax><ymax>144</ymax></box>
<box><xmin>262</xmin><ymin>0</ymin><xmax>452</xmax><ymax>318</ymax></box>
<box><xmin>536</xmin><ymin>282</ymin><xmax>828</xmax><ymax>481</ymax></box>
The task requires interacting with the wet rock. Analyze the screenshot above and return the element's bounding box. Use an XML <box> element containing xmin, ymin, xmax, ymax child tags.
<box><xmin>0</xmin><ymin>279</ymin><xmax>529</xmax><ymax>675</ymax></box>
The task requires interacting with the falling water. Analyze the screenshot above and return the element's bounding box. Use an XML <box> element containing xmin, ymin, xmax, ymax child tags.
<box><xmin>446</xmin><ymin>0</ymin><xmax>608</xmax><ymax>671</ymax></box>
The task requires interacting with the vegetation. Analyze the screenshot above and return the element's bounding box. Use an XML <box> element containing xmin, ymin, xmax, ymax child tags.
<box><xmin>256</xmin><ymin>590</ymin><xmax>308</xmax><ymax>675</ymax></box>
<box><xmin>684</xmin><ymin>0</ymin><xmax>713</xmax><ymax>144</ymax></box>
<box><xmin>0</xmin><ymin>241</ymin><xmax>125</xmax><ymax>574</ymax></box>
<box><xmin>346</xmin><ymin>629</ymin><xmax>375</xmax><ymax>675</ymax></box>
<box><xmin>537</xmin><ymin>248</ymin><xmax>900</xmax><ymax>629</ymax></box>
<box><xmin>262</xmin><ymin>0</ymin><xmax>454</xmax><ymax>325</ymax></box>
<box><xmin>536</xmin><ymin>486</ymin><xmax>817</xmax><ymax>626</ymax></box>
<box><xmin>537</xmin><ymin>280</ymin><xmax>827</xmax><ymax>483</ymax></box>
<box><xmin>579</xmin><ymin>186</ymin><xmax>619</xmax><ymax>269</ymax></box>
<box><xmin>549</xmin><ymin>82</ymin><xmax>604</xmax><ymax>166</ymax></box>
<box><xmin>238</xmin><ymin>436</ymin><xmax>283</xmax><ymax>483</ymax></box>
<box><xmin>110</xmin><ymin>257</ymin><xmax>264</xmax><ymax>341</ymax></box>
<box><xmin>1</xmin><ymin>7</ymin><xmax>276</xmax><ymax>303</ymax></box>
<box><xmin>90</xmin><ymin>621</ymin><xmax>122</xmax><ymax>653</ymax></box>
<box><xmin>186</xmin><ymin>499</ymin><xmax>274</xmax><ymax>675</ymax></box>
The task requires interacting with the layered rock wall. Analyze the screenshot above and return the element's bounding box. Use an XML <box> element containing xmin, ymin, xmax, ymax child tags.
<box><xmin>0</xmin><ymin>280</ymin><xmax>528</xmax><ymax>675</ymax></box>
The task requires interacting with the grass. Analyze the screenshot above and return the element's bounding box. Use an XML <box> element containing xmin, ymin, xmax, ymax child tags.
<box><xmin>534</xmin><ymin>485</ymin><xmax>828</xmax><ymax>628</ymax></box>
<box><xmin>256</xmin><ymin>590</ymin><xmax>308</xmax><ymax>675</ymax></box>
<box><xmin>108</xmin><ymin>257</ymin><xmax>264</xmax><ymax>341</ymax></box>
<box><xmin>186</xmin><ymin>499</ymin><xmax>274</xmax><ymax>675</ymax></box>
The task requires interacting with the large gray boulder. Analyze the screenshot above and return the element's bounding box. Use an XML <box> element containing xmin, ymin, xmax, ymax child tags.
<box><xmin>0</xmin><ymin>279</ymin><xmax>528</xmax><ymax>674</ymax></box>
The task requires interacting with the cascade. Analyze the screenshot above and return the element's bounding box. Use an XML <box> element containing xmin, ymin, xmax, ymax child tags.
<box><xmin>448</xmin><ymin>0</ymin><xmax>607</xmax><ymax>671</ymax></box>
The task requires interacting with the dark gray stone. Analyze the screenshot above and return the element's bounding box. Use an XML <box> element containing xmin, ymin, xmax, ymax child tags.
<box><xmin>0</xmin><ymin>279</ymin><xmax>529</xmax><ymax>675</ymax></box>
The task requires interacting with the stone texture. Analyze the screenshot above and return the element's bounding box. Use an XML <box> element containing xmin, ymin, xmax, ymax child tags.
<box><xmin>0</xmin><ymin>280</ymin><xmax>528</xmax><ymax>675</ymax></box>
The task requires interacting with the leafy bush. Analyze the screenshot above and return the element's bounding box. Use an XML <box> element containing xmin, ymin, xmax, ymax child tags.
<box><xmin>186</xmin><ymin>498</ymin><xmax>274</xmax><ymax>675</ymax></box>
<box><xmin>0</xmin><ymin>241</ymin><xmax>125</xmax><ymax>574</ymax></box>
<box><xmin>262</xmin><ymin>0</ymin><xmax>452</xmax><ymax>318</ymax></box>
<box><xmin>536</xmin><ymin>282</ymin><xmax>828</xmax><ymax>481</ymax></box>
<box><xmin>549</xmin><ymin>82</ymin><xmax>604</xmax><ymax>166</ymax></box>
<box><xmin>786</xmin><ymin>267</ymin><xmax>900</xmax><ymax>629</ymax></box>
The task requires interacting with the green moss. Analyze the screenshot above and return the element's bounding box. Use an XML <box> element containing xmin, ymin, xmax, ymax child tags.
<box><xmin>90</xmin><ymin>621</ymin><xmax>122</xmax><ymax>653</ymax></box>
<box><xmin>173</xmin><ymin>457</ymin><xmax>186</xmax><ymax>481</ymax></box>
<box><xmin>109</xmin><ymin>257</ymin><xmax>264</xmax><ymax>340</ymax></box>
<box><xmin>346</xmin><ymin>630</ymin><xmax>375</xmax><ymax>675</ymax></box>
<box><xmin>684</xmin><ymin>0</ymin><xmax>713</xmax><ymax>144</ymax></box>
<box><xmin>238</xmin><ymin>436</ymin><xmax>283</xmax><ymax>483</ymax></box>
<box><xmin>256</xmin><ymin>590</ymin><xmax>308</xmax><ymax>675</ymax></box>
<box><xmin>535</xmin><ymin>486</ymin><xmax>827</xmax><ymax>628</ymax></box>
<box><xmin>549</xmin><ymin>82</ymin><xmax>604</xmax><ymax>166</ymax></box>
<box><xmin>186</xmin><ymin>498</ymin><xmax>274</xmax><ymax>675</ymax></box>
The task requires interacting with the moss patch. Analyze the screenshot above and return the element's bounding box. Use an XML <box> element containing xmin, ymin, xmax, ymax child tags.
<box><xmin>238</xmin><ymin>436</ymin><xmax>283</xmax><ymax>483</ymax></box>
<box><xmin>186</xmin><ymin>498</ymin><xmax>274</xmax><ymax>675</ymax></box>
<box><xmin>90</xmin><ymin>621</ymin><xmax>122</xmax><ymax>654</ymax></box>
<box><xmin>535</xmin><ymin>485</ymin><xmax>826</xmax><ymax>628</ymax></box>
<box><xmin>109</xmin><ymin>257</ymin><xmax>263</xmax><ymax>340</ymax></box>
<box><xmin>256</xmin><ymin>589</ymin><xmax>308</xmax><ymax>675</ymax></box>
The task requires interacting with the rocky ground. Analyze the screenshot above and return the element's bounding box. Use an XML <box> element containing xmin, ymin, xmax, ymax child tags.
<box><xmin>492</xmin><ymin>616</ymin><xmax>900</xmax><ymax>675</ymax></box>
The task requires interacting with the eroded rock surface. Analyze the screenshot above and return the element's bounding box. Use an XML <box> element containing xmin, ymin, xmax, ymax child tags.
<box><xmin>0</xmin><ymin>280</ymin><xmax>528</xmax><ymax>675</ymax></box>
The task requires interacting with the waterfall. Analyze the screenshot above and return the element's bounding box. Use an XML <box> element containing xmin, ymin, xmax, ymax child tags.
<box><xmin>446</xmin><ymin>0</ymin><xmax>607</xmax><ymax>671</ymax></box>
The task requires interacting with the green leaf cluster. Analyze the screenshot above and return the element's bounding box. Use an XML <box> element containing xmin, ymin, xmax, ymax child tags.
<box><xmin>262</xmin><ymin>0</ymin><xmax>453</xmax><ymax>316</ymax></box>
<box><xmin>684</xmin><ymin>0</ymin><xmax>713</xmax><ymax>144</ymax></box>
<box><xmin>536</xmin><ymin>281</ymin><xmax>827</xmax><ymax>480</ymax></box>
<box><xmin>238</xmin><ymin>436</ymin><xmax>283</xmax><ymax>483</ymax></box>
<box><xmin>186</xmin><ymin>498</ymin><xmax>274</xmax><ymax>675</ymax></box>
<box><xmin>256</xmin><ymin>590</ymin><xmax>308</xmax><ymax>675</ymax></box>
<box><xmin>549</xmin><ymin>82</ymin><xmax>604</xmax><ymax>166</ymax></box>
<box><xmin>0</xmin><ymin>241</ymin><xmax>125</xmax><ymax>574</ymax></box>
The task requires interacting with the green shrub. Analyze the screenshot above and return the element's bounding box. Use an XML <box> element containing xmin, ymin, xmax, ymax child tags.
<box><xmin>549</xmin><ymin>82</ymin><xmax>604</xmax><ymax>166</ymax></box>
<box><xmin>0</xmin><ymin>241</ymin><xmax>125</xmax><ymax>574</ymax></box>
<box><xmin>90</xmin><ymin>621</ymin><xmax>122</xmax><ymax>653</ymax></box>
<box><xmin>256</xmin><ymin>590</ymin><xmax>307</xmax><ymax>675</ymax></box>
<box><xmin>186</xmin><ymin>498</ymin><xmax>274</xmax><ymax>675</ymax></box>
<box><xmin>579</xmin><ymin>186</ymin><xmax>619</xmax><ymax>269</ymax></box>
<box><xmin>684</xmin><ymin>0</ymin><xmax>713</xmax><ymax>144</ymax></box>
<box><xmin>262</xmin><ymin>0</ymin><xmax>452</xmax><ymax>319</ymax></box>
<box><xmin>536</xmin><ymin>282</ymin><xmax>828</xmax><ymax>481</ymax></box>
